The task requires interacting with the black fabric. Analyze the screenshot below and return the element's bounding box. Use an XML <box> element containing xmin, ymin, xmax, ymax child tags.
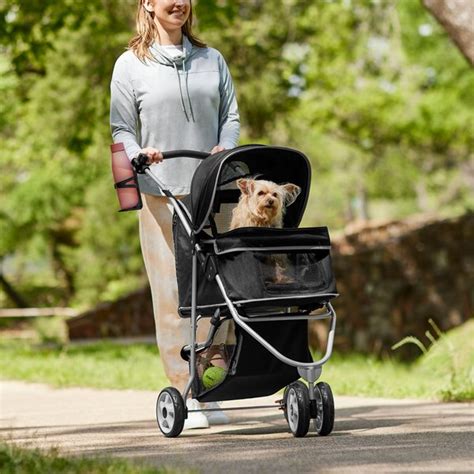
<box><xmin>213</xmin><ymin>226</ymin><xmax>331</xmax><ymax>253</ymax></box>
<box><xmin>173</xmin><ymin>199</ymin><xmax>224</xmax><ymax>315</ymax></box>
<box><xmin>217</xmin><ymin>250</ymin><xmax>335</xmax><ymax>301</ymax></box>
<box><xmin>196</xmin><ymin>320</ymin><xmax>312</xmax><ymax>402</ymax></box>
<box><xmin>190</xmin><ymin>145</ymin><xmax>311</xmax><ymax>232</ymax></box>
<box><xmin>174</xmin><ymin>216</ymin><xmax>338</xmax><ymax>317</ymax></box>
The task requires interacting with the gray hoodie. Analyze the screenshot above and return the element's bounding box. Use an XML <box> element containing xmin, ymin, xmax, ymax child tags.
<box><xmin>110</xmin><ymin>36</ymin><xmax>240</xmax><ymax>195</ymax></box>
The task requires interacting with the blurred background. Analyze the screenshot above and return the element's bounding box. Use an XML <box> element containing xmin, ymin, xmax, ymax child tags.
<box><xmin>0</xmin><ymin>0</ymin><xmax>472</xmax><ymax>375</ymax></box>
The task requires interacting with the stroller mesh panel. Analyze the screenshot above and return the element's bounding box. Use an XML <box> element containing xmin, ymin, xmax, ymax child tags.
<box><xmin>218</xmin><ymin>249</ymin><xmax>333</xmax><ymax>300</ymax></box>
<box><xmin>259</xmin><ymin>252</ymin><xmax>328</xmax><ymax>293</ymax></box>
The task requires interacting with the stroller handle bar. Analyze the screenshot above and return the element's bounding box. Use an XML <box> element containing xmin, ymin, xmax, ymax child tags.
<box><xmin>162</xmin><ymin>150</ymin><xmax>211</xmax><ymax>160</ymax></box>
<box><xmin>132</xmin><ymin>150</ymin><xmax>210</xmax><ymax>174</ymax></box>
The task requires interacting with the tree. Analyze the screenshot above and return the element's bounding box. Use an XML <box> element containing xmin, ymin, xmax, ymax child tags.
<box><xmin>422</xmin><ymin>0</ymin><xmax>474</xmax><ymax>66</ymax></box>
<box><xmin>0</xmin><ymin>1</ymin><xmax>139</xmax><ymax>305</ymax></box>
<box><xmin>1</xmin><ymin>0</ymin><xmax>472</xmax><ymax>307</ymax></box>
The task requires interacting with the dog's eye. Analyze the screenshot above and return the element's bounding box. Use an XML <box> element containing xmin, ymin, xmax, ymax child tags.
<box><xmin>258</xmin><ymin>191</ymin><xmax>265</xmax><ymax>196</ymax></box>
<box><xmin>272</xmin><ymin>193</ymin><xmax>277</xmax><ymax>197</ymax></box>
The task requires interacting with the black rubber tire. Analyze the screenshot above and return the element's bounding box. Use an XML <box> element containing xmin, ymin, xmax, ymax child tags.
<box><xmin>286</xmin><ymin>381</ymin><xmax>310</xmax><ymax>437</ymax></box>
<box><xmin>282</xmin><ymin>385</ymin><xmax>290</xmax><ymax>422</ymax></box>
<box><xmin>156</xmin><ymin>387</ymin><xmax>185</xmax><ymax>438</ymax></box>
<box><xmin>314</xmin><ymin>382</ymin><xmax>335</xmax><ymax>436</ymax></box>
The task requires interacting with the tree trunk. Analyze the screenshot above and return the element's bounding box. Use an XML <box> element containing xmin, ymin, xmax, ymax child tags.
<box><xmin>422</xmin><ymin>0</ymin><xmax>474</xmax><ymax>66</ymax></box>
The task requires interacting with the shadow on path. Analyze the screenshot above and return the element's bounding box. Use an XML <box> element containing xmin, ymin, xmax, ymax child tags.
<box><xmin>3</xmin><ymin>401</ymin><xmax>473</xmax><ymax>473</ymax></box>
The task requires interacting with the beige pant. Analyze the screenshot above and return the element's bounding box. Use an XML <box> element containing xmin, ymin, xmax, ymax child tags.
<box><xmin>139</xmin><ymin>194</ymin><xmax>233</xmax><ymax>392</ymax></box>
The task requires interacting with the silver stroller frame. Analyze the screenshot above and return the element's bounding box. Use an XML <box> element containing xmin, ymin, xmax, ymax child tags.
<box><xmin>143</xmin><ymin>165</ymin><xmax>337</xmax><ymax>429</ymax></box>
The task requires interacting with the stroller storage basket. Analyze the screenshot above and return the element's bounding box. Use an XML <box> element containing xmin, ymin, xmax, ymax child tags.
<box><xmin>194</xmin><ymin>319</ymin><xmax>313</xmax><ymax>402</ymax></box>
<box><xmin>174</xmin><ymin>222</ymin><xmax>338</xmax><ymax>316</ymax></box>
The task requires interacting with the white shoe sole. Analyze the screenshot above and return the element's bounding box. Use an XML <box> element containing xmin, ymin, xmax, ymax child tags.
<box><xmin>206</xmin><ymin>411</ymin><xmax>230</xmax><ymax>425</ymax></box>
<box><xmin>183</xmin><ymin>413</ymin><xmax>209</xmax><ymax>430</ymax></box>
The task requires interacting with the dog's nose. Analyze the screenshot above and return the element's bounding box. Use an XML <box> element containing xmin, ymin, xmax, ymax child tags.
<box><xmin>267</xmin><ymin>199</ymin><xmax>274</xmax><ymax>206</ymax></box>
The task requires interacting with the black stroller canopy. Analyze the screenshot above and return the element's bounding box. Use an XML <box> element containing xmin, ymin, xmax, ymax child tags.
<box><xmin>190</xmin><ymin>145</ymin><xmax>312</xmax><ymax>233</ymax></box>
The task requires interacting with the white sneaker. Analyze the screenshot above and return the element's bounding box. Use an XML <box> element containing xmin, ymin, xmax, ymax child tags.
<box><xmin>204</xmin><ymin>402</ymin><xmax>230</xmax><ymax>425</ymax></box>
<box><xmin>183</xmin><ymin>399</ymin><xmax>209</xmax><ymax>430</ymax></box>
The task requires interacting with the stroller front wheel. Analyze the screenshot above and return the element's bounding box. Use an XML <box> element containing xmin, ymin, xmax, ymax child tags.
<box><xmin>156</xmin><ymin>387</ymin><xmax>185</xmax><ymax>438</ymax></box>
<box><xmin>314</xmin><ymin>381</ymin><xmax>335</xmax><ymax>436</ymax></box>
<box><xmin>285</xmin><ymin>381</ymin><xmax>310</xmax><ymax>437</ymax></box>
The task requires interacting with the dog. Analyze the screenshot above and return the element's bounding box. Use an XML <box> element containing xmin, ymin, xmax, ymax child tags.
<box><xmin>230</xmin><ymin>178</ymin><xmax>301</xmax><ymax>230</ymax></box>
<box><xmin>230</xmin><ymin>178</ymin><xmax>301</xmax><ymax>284</ymax></box>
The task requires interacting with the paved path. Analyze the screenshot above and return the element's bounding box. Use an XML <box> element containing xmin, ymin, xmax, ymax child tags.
<box><xmin>1</xmin><ymin>380</ymin><xmax>473</xmax><ymax>473</ymax></box>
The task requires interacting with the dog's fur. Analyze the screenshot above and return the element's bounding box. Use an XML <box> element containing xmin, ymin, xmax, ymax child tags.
<box><xmin>230</xmin><ymin>179</ymin><xmax>301</xmax><ymax>230</ymax></box>
<box><xmin>230</xmin><ymin>178</ymin><xmax>301</xmax><ymax>284</ymax></box>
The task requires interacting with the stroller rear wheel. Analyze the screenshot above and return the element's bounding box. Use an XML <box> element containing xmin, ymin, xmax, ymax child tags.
<box><xmin>156</xmin><ymin>387</ymin><xmax>185</xmax><ymax>438</ymax></box>
<box><xmin>314</xmin><ymin>381</ymin><xmax>334</xmax><ymax>436</ymax></box>
<box><xmin>284</xmin><ymin>381</ymin><xmax>310</xmax><ymax>437</ymax></box>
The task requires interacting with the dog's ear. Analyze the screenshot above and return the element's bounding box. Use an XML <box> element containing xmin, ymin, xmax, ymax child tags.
<box><xmin>282</xmin><ymin>183</ymin><xmax>301</xmax><ymax>206</ymax></box>
<box><xmin>237</xmin><ymin>178</ymin><xmax>255</xmax><ymax>195</ymax></box>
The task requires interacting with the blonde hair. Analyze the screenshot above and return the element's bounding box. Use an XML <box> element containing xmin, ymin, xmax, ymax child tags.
<box><xmin>128</xmin><ymin>0</ymin><xmax>206</xmax><ymax>61</ymax></box>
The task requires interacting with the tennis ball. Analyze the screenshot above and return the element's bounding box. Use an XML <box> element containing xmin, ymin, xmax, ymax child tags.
<box><xmin>202</xmin><ymin>366</ymin><xmax>227</xmax><ymax>389</ymax></box>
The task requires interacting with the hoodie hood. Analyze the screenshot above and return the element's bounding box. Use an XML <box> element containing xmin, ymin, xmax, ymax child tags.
<box><xmin>150</xmin><ymin>35</ymin><xmax>195</xmax><ymax>66</ymax></box>
<box><xmin>150</xmin><ymin>36</ymin><xmax>196</xmax><ymax>122</ymax></box>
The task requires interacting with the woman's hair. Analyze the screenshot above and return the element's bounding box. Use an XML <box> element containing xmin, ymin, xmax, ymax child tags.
<box><xmin>128</xmin><ymin>0</ymin><xmax>207</xmax><ymax>61</ymax></box>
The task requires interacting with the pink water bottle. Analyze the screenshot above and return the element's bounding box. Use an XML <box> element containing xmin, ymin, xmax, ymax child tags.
<box><xmin>110</xmin><ymin>143</ymin><xmax>142</xmax><ymax>211</ymax></box>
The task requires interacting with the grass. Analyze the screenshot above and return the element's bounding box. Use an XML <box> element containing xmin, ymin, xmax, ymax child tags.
<box><xmin>0</xmin><ymin>442</ymin><xmax>189</xmax><ymax>474</ymax></box>
<box><xmin>1</xmin><ymin>321</ymin><xmax>472</xmax><ymax>401</ymax></box>
<box><xmin>0</xmin><ymin>341</ymin><xmax>169</xmax><ymax>391</ymax></box>
<box><xmin>321</xmin><ymin>352</ymin><xmax>441</xmax><ymax>399</ymax></box>
<box><xmin>414</xmin><ymin>319</ymin><xmax>474</xmax><ymax>401</ymax></box>
<box><xmin>323</xmin><ymin>319</ymin><xmax>473</xmax><ymax>401</ymax></box>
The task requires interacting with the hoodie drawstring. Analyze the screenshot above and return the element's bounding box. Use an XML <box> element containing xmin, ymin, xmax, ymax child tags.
<box><xmin>173</xmin><ymin>62</ymin><xmax>190</xmax><ymax>122</ymax></box>
<box><xmin>151</xmin><ymin>37</ymin><xmax>195</xmax><ymax>123</ymax></box>
<box><xmin>183</xmin><ymin>57</ymin><xmax>195</xmax><ymax>122</ymax></box>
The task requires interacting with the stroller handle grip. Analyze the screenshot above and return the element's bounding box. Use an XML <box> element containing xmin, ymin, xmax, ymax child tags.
<box><xmin>162</xmin><ymin>150</ymin><xmax>211</xmax><ymax>159</ymax></box>
<box><xmin>132</xmin><ymin>150</ymin><xmax>211</xmax><ymax>173</ymax></box>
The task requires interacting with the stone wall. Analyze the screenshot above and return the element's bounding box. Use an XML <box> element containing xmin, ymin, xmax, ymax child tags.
<box><xmin>309</xmin><ymin>213</ymin><xmax>474</xmax><ymax>355</ymax></box>
<box><xmin>68</xmin><ymin>213</ymin><xmax>473</xmax><ymax>357</ymax></box>
<box><xmin>67</xmin><ymin>287</ymin><xmax>155</xmax><ymax>339</ymax></box>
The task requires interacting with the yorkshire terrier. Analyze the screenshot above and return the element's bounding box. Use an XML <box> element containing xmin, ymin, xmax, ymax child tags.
<box><xmin>230</xmin><ymin>178</ymin><xmax>301</xmax><ymax>284</ymax></box>
<box><xmin>230</xmin><ymin>178</ymin><xmax>301</xmax><ymax>230</ymax></box>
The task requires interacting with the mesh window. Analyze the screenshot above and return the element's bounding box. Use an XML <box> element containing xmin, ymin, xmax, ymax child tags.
<box><xmin>218</xmin><ymin>249</ymin><xmax>332</xmax><ymax>300</ymax></box>
<box><xmin>256</xmin><ymin>252</ymin><xmax>328</xmax><ymax>294</ymax></box>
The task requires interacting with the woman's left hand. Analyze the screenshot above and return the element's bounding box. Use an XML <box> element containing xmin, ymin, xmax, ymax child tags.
<box><xmin>211</xmin><ymin>145</ymin><xmax>225</xmax><ymax>154</ymax></box>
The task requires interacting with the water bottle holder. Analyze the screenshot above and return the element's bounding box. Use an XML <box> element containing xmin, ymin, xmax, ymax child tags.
<box><xmin>114</xmin><ymin>174</ymin><xmax>143</xmax><ymax>211</ymax></box>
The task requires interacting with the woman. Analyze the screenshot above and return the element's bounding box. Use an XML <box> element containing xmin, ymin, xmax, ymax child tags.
<box><xmin>110</xmin><ymin>0</ymin><xmax>240</xmax><ymax>429</ymax></box>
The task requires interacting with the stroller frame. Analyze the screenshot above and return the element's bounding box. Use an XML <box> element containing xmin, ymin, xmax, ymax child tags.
<box><xmin>132</xmin><ymin>147</ymin><xmax>337</xmax><ymax>437</ymax></box>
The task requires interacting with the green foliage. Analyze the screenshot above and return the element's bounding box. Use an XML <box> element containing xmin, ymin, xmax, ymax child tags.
<box><xmin>417</xmin><ymin>319</ymin><xmax>474</xmax><ymax>402</ymax></box>
<box><xmin>32</xmin><ymin>315</ymin><xmax>69</xmax><ymax>345</ymax></box>
<box><xmin>1</xmin><ymin>0</ymin><xmax>473</xmax><ymax>308</ymax></box>
<box><xmin>0</xmin><ymin>2</ymin><xmax>137</xmax><ymax>305</ymax></box>
<box><xmin>196</xmin><ymin>0</ymin><xmax>316</xmax><ymax>138</ymax></box>
<box><xmin>0</xmin><ymin>442</ymin><xmax>184</xmax><ymax>474</ymax></box>
<box><xmin>392</xmin><ymin>319</ymin><xmax>474</xmax><ymax>402</ymax></box>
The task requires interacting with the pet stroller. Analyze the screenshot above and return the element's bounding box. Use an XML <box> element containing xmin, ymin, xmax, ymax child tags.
<box><xmin>114</xmin><ymin>144</ymin><xmax>338</xmax><ymax>438</ymax></box>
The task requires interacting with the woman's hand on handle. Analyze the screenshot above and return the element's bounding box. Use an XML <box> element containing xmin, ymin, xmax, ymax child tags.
<box><xmin>140</xmin><ymin>147</ymin><xmax>163</xmax><ymax>163</ymax></box>
<box><xmin>210</xmin><ymin>145</ymin><xmax>225</xmax><ymax>155</ymax></box>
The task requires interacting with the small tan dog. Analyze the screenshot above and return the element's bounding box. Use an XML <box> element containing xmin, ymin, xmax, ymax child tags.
<box><xmin>230</xmin><ymin>178</ymin><xmax>301</xmax><ymax>230</ymax></box>
<box><xmin>230</xmin><ymin>178</ymin><xmax>301</xmax><ymax>284</ymax></box>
